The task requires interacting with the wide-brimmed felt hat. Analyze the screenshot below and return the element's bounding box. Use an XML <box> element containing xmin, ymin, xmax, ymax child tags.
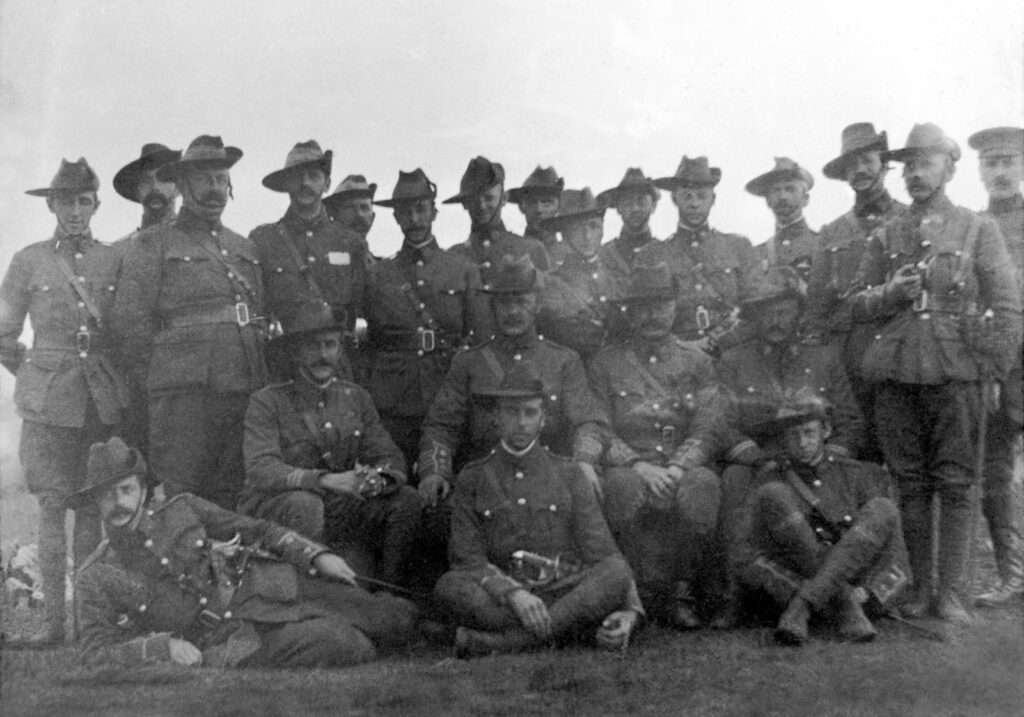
<box><xmin>750</xmin><ymin>389</ymin><xmax>831</xmax><ymax>436</ymax></box>
<box><xmin>26</xmin><ymin>158</ymin><xmax>100</xmax><ymax>197</ymax></box>
<box><xmin>968</xmin><ymin>126</ymin><xmax>1024</xmax><ymax>158</ymax></box>
<box><xmin>745</xmin><ymin>157</ymin><xmax>814</xmax><ymax>197</ymax></box>
<box><xmin>324</xmin><ymin>174</ymin><xmax>377</xmax><ymax>211</ymax></box>
<box><xmin>156</xmin><ymin>135</ymin><xmax>243</xmax><ymax>181</ymax></box>
<box><xmin>373</xmin><ymin>169</ymin><xmax>437</xmax><ymax>208</ymax></box>
<box><xmin>262</xmin><ymin>140</ymin><xmax>333</xmax><ymax>192</ymax></box>
<box><xmin>653</xmin><ymin>156</ymin><xmax>722</xmax><ymax>190</ymax></box>
<box><xmin>507</xmin><ymin>166</ymin><xmax>565</xmax><ymax>203</ymax></box>
<box><xmin>474</xmin><ymin>361</ymin><xmax>546</xmax><ymax>400</ymax></box>
<box><xmin>739</xmin><ymin>266</ymin><xmax>805</xmax><ymax>317</ymax></box>
<box><xmin>113</xmin><ymin>143</ymin><xmax>182</xmax><ymax>202</ymax></box>
<box><xmin>822</xmin><ymin>123</ymin><xmax>889</xmax><ymax>180</ymax></box>
<box><xmin>883</xmin><ymin>123</ymin><xmax>961</xmax><ymax>163</ymax></box>
<box><xmin>481</xmin><ymin>254</ymin><xmax>543</xmax><ymax>294</ymax></box>
<box><xmin>64</xmin><ymin>437</ymin><xmax>147</xmax><ymax>510</ymax></box>
<box><xmin>597</xmin><ymin>168</ymin><xmax>659</xmax><ymax>205</ymax></box>
<box><xmin>621</xmin><ymin>262</ymin><xmax>677</xmax><ymax>303</ymax></box>
<box><xmin>269</xmin><ymin>301</ymin><xmax>347</xmax><ymax>350</ymax></box>
<box><xmin>443</xmin><ymin>156</ymin><xmax>506</xmax><ymax>204</ymax></box>
<box><xmin>540</xmin><ymin>188</ymin><xmax>605</xmax><ymax>232</ymax></box>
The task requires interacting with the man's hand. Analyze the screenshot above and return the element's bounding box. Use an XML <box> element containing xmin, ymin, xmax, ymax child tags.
<box><xmin>313</xmin><ymin>553</ymin><xmax>357</xmax><ymax>586</ymax></box>
<box><xmin>418</xmin><ymin>473</ymin><xmax>450</xmax><ymax>507</ymax></box>
<box><xmin>320</xmin><ymin>471</ymin><xmax>361</xmax><ymax>495</ymax></box>
<box><xmin>634</xmin><ymin>461</ymin><xmax>674</xmax><ymax>501</ymax></box>
<box><xmin>596</xmin><ymin>610</ymin><xmax>639</xmax><ymax>651</ymax></box>
<box><xmin>168</xmin><ymin>638</ymin><xmax>203</xmax><ymax>667</ymax></box>
<box><xmin>506</xmin><ymin>588</ymin><xmax>552</xmax><ymax>639</ymax></box>
<box><xmin>885</xmin><ymin>264</ymin><xmax>923</xmax><ymax>302</ymax></box>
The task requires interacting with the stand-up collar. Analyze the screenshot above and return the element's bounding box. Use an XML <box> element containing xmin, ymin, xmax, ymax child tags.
<box><xmin>176</xmin><ymin>206</ymin><xmax>223</xmax><ymax>233</ymax></box>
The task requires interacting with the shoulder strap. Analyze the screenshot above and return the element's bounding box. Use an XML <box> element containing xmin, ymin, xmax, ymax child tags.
<box><xmin>624</xmin><ymin>347</ymin><xmax>672</xmax><ymax>401</ymax></box>
<box><xmin>277</xmin><ymin>224</ymin><xmax>326</xmax><ymax>302</ymax></box>
<box><xmin>398</xmin><ymin>281</ymin><xmax>441</xmax><ymax>330</ymax></box>
<box><xmin>53</xmin><ymin>253</ymin><xmax>104</xmax><ymax>327</ymax></box>
<box><xmin>604</xmin><ymin>241</ymin><xmax>632</xmax><ymax>275</ymax></box>
<box><xmin>783</xmin><ymin>467</ymin><xmax>821</xmax><ymax>511</ymax></box>
<box><xmin>480</xmin><ymin>344</ymin><xmax>505</xmax><ymax>384</ymax></box>
<box><xmin>194</xmin><ymin>233</ymin><xmax>256</xmax><ymax>301</ymax></box>
<box><xmin>950</xmin><ymin>214</ymin><xmax>983</xmax><ymax>288</ymax></box>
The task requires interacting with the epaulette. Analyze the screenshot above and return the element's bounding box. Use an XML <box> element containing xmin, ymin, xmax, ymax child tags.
<box><xmin>264</xmin><ymin>379</ymin><xmax>295</xmax><ymax>389</ymax></box>
<box><xmin>76</xmin><ymin>538</ymin><xmax>111</xmax><ymax>574</ymax></box>
<box><xmin>247</xmin><ymin>222</ymin><xmax>280</xmax><ymax>239</ymax></box>
<box><xmin>460</xmin><ymin>449</ymin><xmax>498</xmax><ymax>471</ymax></box>
<box><xmin>535</xmin><ymin>334</ymin><xmax>572</xmax><ymax>353</ymax></box>
<box><xmin>146</xmin><ymin>493</ymin><xmax>191</xmax><ymax>516</ymax></box>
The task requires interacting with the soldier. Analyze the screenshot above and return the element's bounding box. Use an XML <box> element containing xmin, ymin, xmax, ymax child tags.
<box><xmin>746</xmin><ymin>157</ymin><xmax>819</xmax><ymax>284</ymax></box>
<box><xmin>967</xmin><ymin>126</ymin><xmax>1024</xmax><ymax>606</ymax></box>
<box><xmin>850</xmin><ymin>122</ymin><xmax>1022</xmax><ymax>623</ymax></box>
<box><xmin>112</xmin><ymin>143</ymin><xmax>182</xmax><ymax>232</ymax></box>
<box><xmin>0</xmin><ymin>158</ymin><xmax>128</xmax><ymax>646</ymax></box>
<box><xmin>733</xmin><ymin>395</ymin><xmax>909</xmax><ymax>646</ymax></box>
<box><xmin>444</xmin><ymin>156</ymin><xmax>550</xmax><ymax>289</ymax></box>
<box><xmin>250</xmin><ymin>141</ymin><xmax>367</xmax><ymax>378</ymax></box>
<box><xmin>508</xmin><ymin>165</ymin><xmax>565</xmax><ymax>265</ymax></box>
<box><xmin>323</xmin><ymin>174</ymin><xmax>378</xmax><ymax>263</ymax></box>
<box><xmin>363</xmin><ymin>169</ymin><xmax>488</xmax><ymax>468</ymax></box>
<box><xmin>434</xmin><ymin>363</ymin><xmax>641</xmax><ymax>656</ymax></box>
<box><xmin>596</xmin><ymin>168</ymin><xmax>661</xmax><ymax>290</ymax></box>
<box><xmin>112</xmin><ymin>135</ymin><xmax>266</xmax><ymax>510</ymax></box>
<box><xmin>642</xmin><ymin>156</ymin><xmax>757</xmax><ymax>353</ymax></box>
<box><xmin>110</xmin><ymin>143</ymin><xmax>183</xmax><ymax>460</ymax></box>
<box><xmin>588</xmin><ymin>263</ymin><xmax>726</xmax><ymax>629</ymax></box>
<box><xmin>808</xmin><ymin>124</ymin><xmax>908</xmax><ymax>464</ymax></box>
<box><xmin>536</xmin><ymin>188</ymin><xmax>623</xmax><ymax>361</ymax></box>
<box><xmin>240</xmin><ymin>303</ymin><xmax>423</xmax><ymax>588</ymax></box>
<box><xmin>73</xmin><ymin>437</ymin><xmax>418</xmax><ymax>668</ymax></box>
<box><xmin>418</xmin><ymin>255</ymin><xmax>606</xmax><ymax>508</ymax></box>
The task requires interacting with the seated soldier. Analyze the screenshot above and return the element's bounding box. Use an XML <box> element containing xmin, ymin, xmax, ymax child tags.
<box><xmin>240</xmin><ymin>302</ymin><xmax>423</xmax><ymax>588</ymax></box>
<box><xmin>733</xmin><ymin>394</ymin><xmax>910</xmax><ymax>646</ymax></box>
<box><xmin>434</xmin><ymin>363</ymin><xmax>642</xmax><ymax>657</ymax></box>
<box><xmin>588</xmin><ymin>263</ymin><xmax>727</xmax><ymax>629</ymax></box>
<box><xmin>73</xmin><ymin>437</ymin><xmax>418</xmax><ymax>668</ymax></box>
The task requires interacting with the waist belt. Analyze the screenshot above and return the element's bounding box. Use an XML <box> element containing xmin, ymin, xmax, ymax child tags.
<box><xmin>912</xmin><ymin>291</ymin><xmax>967</xmax><ymax>314</ymax></box>
<box><xmin>163</xmin><ymin>302</ymin><xmax>256</xmax><ymax>329</ymax></box>
<box><xmin>33</xmin><ymin>332</ymin><xmax>109</xmax><ymax>355</ymax></box>
<box><xmin>370</xmin><ymin>329</ymin><xmax>456</xmax><ymax>353</ymax></box>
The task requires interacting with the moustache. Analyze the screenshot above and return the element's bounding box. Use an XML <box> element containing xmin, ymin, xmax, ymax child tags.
<box><xmin>143</xmin><ymin>191</ymin><xmax>168</xmax><ymax>207</ymax></box>
<box><xmin>852</xmin><ymin>173</ymin><xmax>874</xmax><ymax>184</ymax></box>
<box><xmin>107</xmin><ymin>507</ymin><xmax>133</xmax><ymax>522</ymax></box>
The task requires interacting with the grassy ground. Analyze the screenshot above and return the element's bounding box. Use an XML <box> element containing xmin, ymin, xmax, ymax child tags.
<box><xmin>2</xmin><ymin>606</ymin><xmax>1022</xmax><ymax>717</ymax></box>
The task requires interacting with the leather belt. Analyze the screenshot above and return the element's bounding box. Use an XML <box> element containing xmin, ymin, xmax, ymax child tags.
<box><xmin>370</xmin><ymin>328</ymin><xmax>455</xmax><ymax>353</ymax></box>
<box><xmin>33</xmin><ymin>332</ymin><xmax>109</xmax><ymax>354</ymax></box>
<box><xmin>163</xmin><ymin>302</ymin><xmax>255</xmax><ymax>329</ymax></box>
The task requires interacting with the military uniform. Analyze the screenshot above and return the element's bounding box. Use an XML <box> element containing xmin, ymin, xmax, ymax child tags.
<box><xmin>588</xmin><ymin>334</ymin><xmax>726</xmax><ymax>619</ymax></box>
<box><xmin>734</xmin><ymin>454</ymin><xmax>909</xmax><ymax>632</ymax></box>
<box><xmin>852</xmin><ymin>160</ymin><xmax>1021</xmax><ymax>614</ymax></box>
<box><xmin>77</xmin><ymin>493</ymin><xmax>417</xmax><ymax>668</ymax></box>
<box><xmin>112</xmin><ymin>207</ymin><xmax>267</xmax><ymax>508</ymax></box>
<box><xmin>0</xmin><ymin>227</ymin><xmax>127</xmax><ymax>637</ymax></box>
<box><xmin>240</xmin><ymin>375</ymin><xmax>422</xmax><ymax>586</ymax></box>
<box><xmin>434</xmin><ymin>442</ymin><xmax>638</xmax><ymax>646</ymax></box>
<box><xmin>538</xmin><ymin>252</ymin><xmax>623</xmax><ymax>361</ymax></box>
<box><xmin>597</xmin><ymin>228</ymin><xmax>657</xmax><ymax>293</ymax></box>
<box><xmin>638</xmin><ymin>225</ymin><xmax>756</xmax><ymax>344</ymax></box>
<box><xmin>363</xmin><ymin>237</ymin><xmax>489</xmax><ymax>467</ymax></box>
<box><xmin>448</xmin><ymin>222</ymin><xmax>550</xmax><ymax>290</ymax></box>
<box><xmin>754</xmin><ymin>217</ymin><xmax>819</xmax><ymax>284</ymax></box>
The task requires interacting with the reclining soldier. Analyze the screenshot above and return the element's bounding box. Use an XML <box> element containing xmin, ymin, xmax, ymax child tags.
<box><xmin>74</xmin><ymin>437</ymin><xmax>418</xmax><ymax>668</ymax></box>
<box><xmin>733</xmin><ymin>394</ymin><xmax>910</xmax><ymax>646</ymax></box>
<box><xmin>240</xmin><ymin>302</ymin><xmax>424</xmax><ymax>589</ymax></box>
<box><xmin>588</xmin><ymin>262</ymin><xmax>727</xmax><ymax>629</ymax></box>
<box><xmin>434</xmin><ymin>363</ymin><xmax>642</xmax><ymax>656</ymax></box>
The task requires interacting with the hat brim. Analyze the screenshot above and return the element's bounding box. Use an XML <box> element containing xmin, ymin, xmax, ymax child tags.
<box><xmin>882</xmin><ymin>146</ymin><xmax>956</xmax><ymax>163</ymax></box>
<box><xmin>750</xmin><ymin>409</ymin><xmax>828</xmax><ymax>437</ymax></box>
<box><xmin>324</xmin><ymin>187</ymin><xmax>378</xmax><ymax>210</ymax></box>
<box><xmin>596</xmin><ymin>185</ymin><xmax>659</xmax><ymax>206</ymax></box>
<box><xmin>507</xmin><ymin>185</ymin><xmax>563</xmax><ymax>204</ymax></box>
<box><xmin>25</xmin><ymin>186</ymin><xmax>98</xmax><ymax>198</ymax></box>
<box><xmin>540</xmin><ymin>207</ymin><xmax>606</xmax><ymax>232</ymax></box>
<box><xmin>262</xmin><ymin>153</ymin><xmax>333</xmax><ymax>193</ymax></box>
<box><xmin>268</xmin><ymin>321</ymin><xmax>348</xmax><ymax>350</ymax></box>
<box><xmin>63</xmin><ymin>461</ymin><xmax>146</xmax><ymax>510</ymax></box>
<box><xmin>739</xmin><ymin>289</ymin><xmax>804</xmax><ymax>318</ymax></box>
<box><xmin>442</xmin><ymin>191</ymin><xmax>473</xmax><ymax>205</ymax></box>
<box><xmin>156</xmin><ymin>147</ymin><xmax>244</xmax><ymax>181</ymax></box>
<box><xmin>745</xmin><ymin>169</ymin><xmax>814</xmax><ymax>197</ymax></box>
<box><xmin>652</xmin><ymin>169</ymin><xmax>722</xmax><ymax>191</ymax></box>
<box><xmin>373</xmin><ymin>192</ymin><xmax>435</xmax><ymax>208</ymax></box>
<box><xmin>113</xmin><ymin>149</ymin><xmax>183</xmax><ymax>202</ymax></box>
<box><xmin>822</xmin><ymin>140</ymin><xmax>888</xmax><ymax>180</ymax></box>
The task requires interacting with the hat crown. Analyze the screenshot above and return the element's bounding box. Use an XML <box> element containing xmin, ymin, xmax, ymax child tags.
<box><xmin>86</xmin><ymin>436</ymin><xmax>144</xmax><ymax>487</ymax></box>
<box><xmin>489</xmin><ymin>254</ymin><xmax>541</xmax><ymax>293</ymax></box>
<box><xmin>336</xmin><ymin>174</ymin><xmax>371</xmax><ymax>192</ymax></box>
<box><xmin>896</xmin><ymin>123</ymin><xmax>961</xmax><ymax>161</ymax></box>
<box><xmin>520</xmin><ymin>166</ymin><xmax>564</xmax><ymax>191</ymax></box>
<box><xmin>623</xmin><ymin>262</ymin><xmax>676</xmax><ymax>301</ymax></box>
<box><xmin>183</xmin><ymin>135</ymin><xmax>231</xmax><ymax>161</ymax></box>
<box><xmin>673</xmin><ymin>155</ymin><xmax>720</xmax><ymax>184</ymax></box>
<box><xmin>558</xmin><ymin>187</ymin><xmax>600</xmax><ymax>215</ymax></box>
<box><xmin>47</xmin><ymin>158</ymin><xmax>100</xmax><ymax>194</ymax></box>
<box><xmin>392</xmin><ymin>168</ymin><xmax>437</xmax><ymax>201</ymax></box>
<box><xmin>741</xmin><ymin>265</ymin><xmax>805</xmax><ymax>306</ymax></box>
<box><xmin>279</xmin><ymin>301</ymin><xmax>343</xmax><ymax>339</ymax></box>
<box><xmin>498</xmin><ymin>361</ymin><xmax>545</xmax><ymax>396</ymax></box>
<box><xmin>283</xmin><ymin>140</ymin><xmax>327</xmax><ymax>168</ymax></box>
<box><xmin>839</xmin><ymin>123</ymin><xmax>886</xmax><ymax>155</ymax></box>
<box><xmin>618</xmin><ymin>167</ymin><xmax>653</xmax><ymax>188</ymax></box>
<box><xmin>967</xmin><ymin>126</ymin><xmax>1024</xmax><ymax>157</ymax></box>
<box><xmin>140</xmin><ymin>143</ymin><xmax>174</xmax><ymax>158</ymax></box>
<box><xmin>459</xmin><ymin>156</ymin><xmax>504</xmax><ymax>196</ymax></box>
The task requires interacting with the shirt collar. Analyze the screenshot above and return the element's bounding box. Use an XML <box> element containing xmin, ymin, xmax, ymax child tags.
<box><xmin>282</xmin><ymin>205</ymin><xmax>329</xmax><ymax>234</ymax></box>
<box><xmin>495</xmin><ymin>328</ymin><xmax>540</xmax><ymax>352</ymax></box>
<box><xmin>775</xmin><ymin>215</ymin><xmax>807</xmax><ymax>235</ymax></box>
<box><xmin>176</xmin><ymin>206</ymin><xmax>223</xmax><ymax>233</ymax></box>
<box><xmin>470</xmin><ymin>220</ymin><xmax>509</xmax><ymax>244</ymax></box>
<box><xmin>397</xmin><ymin>236</ymin><xmax>440</xmax><ymax>264</ymax></box>
<box><xmin>988</xmin><ymin>192</ymin><xmax>1024</xmax><ymax>215</ymax></box>
<box><xmin>53</xmin><ymin>226</ymin><xmax>94</xmax><ymax>252</ymax></box>
<box><xmin>853</xmin><ymin>189</ymin><xmax>894</xmax><ymax>219</ymax></box>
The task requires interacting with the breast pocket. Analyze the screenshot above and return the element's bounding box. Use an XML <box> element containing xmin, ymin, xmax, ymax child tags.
<box><xmin>475</xmin><ymin>492</ymin><xmax>515</xmax><ymax>551</ymax></box>
<box><xmin>431</xmin><ymin>287</ymin><xmax>467</xmax><ymax>330</ymax></box>
<box><xmin>14</xmin><ymin>349</ymin><xmax>69</xmax><ymax>416</ymax></box>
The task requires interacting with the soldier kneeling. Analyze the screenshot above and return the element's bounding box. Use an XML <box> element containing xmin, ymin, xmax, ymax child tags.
<box><xmin>434</xmin><ymin>363</ymin><xmax>643</xmax><ymax>656</ymax></box>
<box><xmin>733</xmin><ymin>394</ymin><xmax>910</xmax><ymax>646</ymax></box>
<box><xmin>73</xmin><ymin>437</ymin><xmax>418</xmax><ymax>669</ymax></box>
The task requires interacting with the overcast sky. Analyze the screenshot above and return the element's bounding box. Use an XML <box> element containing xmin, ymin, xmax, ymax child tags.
<box><xmin>1</xmin><ymin>0</ymin><xmax>1022</xmax><ymax>268</ymax></box>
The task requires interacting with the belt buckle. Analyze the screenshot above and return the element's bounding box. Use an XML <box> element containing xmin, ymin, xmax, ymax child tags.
<box><xmin>420</xmin><ymin>328</ymin><xmax>435</xmax><ymax>352</ymax></box>
<box><xmin>75</xmin><ymin>331</ymin><xmax>91</xmax><ymax>354</ymax></box>
<box><xmin>197</xmin><ymin>608</ymin><xmax>222</xmax><ymax>630</ymax></box>
<box><xmin>912</xmin><ymin>290</ymin><xmax>929</xmax><ymax>313</ymax></box>
<box><xmin>695</xmin><ymin>306</ymin><xmax>711</xmax><ymax>332</ymax></box>
<box><xmin>235</xmin><ymin>302</ymin><xmax>250</xmax><ymax>327</ymax></box>
<box><xmin>661</xmin><ymin>425</ymin><xmax>676</xmax><ymax>448</ymax></box>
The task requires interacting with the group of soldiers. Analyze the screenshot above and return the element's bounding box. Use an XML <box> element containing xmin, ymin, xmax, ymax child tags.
<box><xmin>2</xmin><ymin>119</ymin><xmax>1022</xmax><ymax>667</ymax></box>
